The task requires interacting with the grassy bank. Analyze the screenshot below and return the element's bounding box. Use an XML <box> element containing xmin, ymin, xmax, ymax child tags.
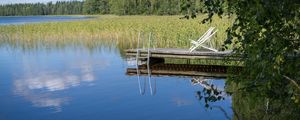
<box><xmin>0</xmin><ymin>15</ymin><xmax>234</xmax><ymax>50</ymax></box>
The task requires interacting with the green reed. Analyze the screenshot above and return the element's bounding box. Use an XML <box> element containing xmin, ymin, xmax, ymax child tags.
<box><xmin>0</xmin><ymin>15</ymin><xmax>234</xmax><ymax>50</ymax></box>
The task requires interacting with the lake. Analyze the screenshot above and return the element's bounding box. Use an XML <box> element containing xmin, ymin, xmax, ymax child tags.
<box><xmin>0</xmin><ymin>16</ymin><xmax>90</xmax><ymax>25</ymax></box>
<box><xmin>0</xmin><ymin>45</ymin><xmax>233</xmax><ymax>120</ymax></box>
<box><xmin>0</xmin><ymin>16</ymin><xmax>233</xmax><ymax>120</ymax></box>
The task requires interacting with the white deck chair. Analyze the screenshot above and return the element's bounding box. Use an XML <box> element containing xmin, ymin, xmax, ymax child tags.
<box><xmin>189</xmin><ymin>27</ymin><xmax>218</xmax><ymax>52</ymax></box>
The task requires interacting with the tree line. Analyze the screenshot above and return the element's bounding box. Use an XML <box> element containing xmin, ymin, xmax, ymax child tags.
<box><xmin>0</xmin><ymin>1</ymin><xmax>83</xmax><ymax>16</ymax></box>
<box><xmin>0</xmin><ymin>0</ymin><xmax>203</xmax><ymax>16</ymax></box>
<box><xmin>83</xmin><ymin>0</ymin><xmax>203</xmax><ymax>15</ymax></box>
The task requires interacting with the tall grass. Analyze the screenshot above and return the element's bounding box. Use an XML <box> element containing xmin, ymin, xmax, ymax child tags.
<box><xmin>0</xmin><ymin>15</ymin><xmax>234</xmax><ymax>50</ymax></box>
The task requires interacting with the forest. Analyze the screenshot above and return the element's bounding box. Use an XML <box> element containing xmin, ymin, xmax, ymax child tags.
<box><xmin>83</xmin><ymin>0</ymin><xmax>203</xmax><ymax>15</ymax></box>
<box><xmin>0</xmin><ymin>0</ymin><xmax>202</xmax><ymax>16</ymax></box>
<box><xmin>0</xmin><ymin>1</ymin><xmax>84</xmax><ymax>16</ymax></box>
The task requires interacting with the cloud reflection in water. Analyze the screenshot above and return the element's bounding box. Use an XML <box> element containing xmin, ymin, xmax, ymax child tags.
<box><xmin>13</xmin><ymin>62</ymin><xmax>100</xmax><ymax>112</ymax></box>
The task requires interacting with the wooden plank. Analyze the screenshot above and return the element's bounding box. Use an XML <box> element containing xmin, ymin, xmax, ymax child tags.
<box><xmin>126</xmin><ymin>63</ymin><xmax>242</xmax><ymax>78</ymax></box>
<box><xmin>125</xmin><ymin>48</ymin><xmax>239</xmax><ymax>60</ymax></box>
<box><xmin>127</xmin><ymin>68</ymin><xmax>227</xmax><ymax>78</ymax></box>
<box><xmin>127</xmin><ymin>53</ymin><xmax>228</xmax><ymax>60</ymax></box>
<box><xmin>126</xmin><ymin>48</ymin><xmax>233</xmax><ymax>56</ymax></box>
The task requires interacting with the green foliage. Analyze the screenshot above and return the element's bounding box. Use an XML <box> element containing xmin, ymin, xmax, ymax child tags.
<box><xmin>0</xmin><ymin>0</ymin><xmax>199</xmax><ymax>16</ymax></box>
<box><xmin>0</xmin><ymin>1</ymin><xmax>83</xmax><ymax>16</ymax></box>
<box><xmin>226</xmin><ymin>81</ymin><xmax>300</xmax><ymax>120</ymax></box>
<box><xmin>83</xmin><ymin>0</ymin><xmax>192</xmax><ymax>15</ymax></box>
<box><xmin>0</xmin><ymin>0</ymin><xmax>202</xmax><ymax>16</ymax></box>
<box><xmin>0</xmin><ymin>15</ymin><xmax>232</xmax><ymax>50</ymax></box>
<box><xmin>83</xmin><ymin>0</ymin><xmax>110</xmax><ymax>14</ymax></box>
<box><xmin>118</xmin><ymin>0</ymin><xmax>182</xmax><ymax>15</ymax></box>
<box><xmin>184</xmin><ymin>0</ymin><xmax>300</xmax><ymax>105</ymax></box>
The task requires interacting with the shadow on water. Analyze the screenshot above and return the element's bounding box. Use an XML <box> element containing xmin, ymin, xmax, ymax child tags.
<box><xmin>125</xmin><ymin>54</ymin><xmax>300</xmax><ymax>120</ymax></box>
<box><xmin>126</xmin><ymin>58</ymin><xmax>240</xmax><ymax>119</ymax></box>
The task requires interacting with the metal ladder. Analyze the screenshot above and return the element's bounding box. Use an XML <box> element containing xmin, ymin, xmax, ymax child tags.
<box><xmin>136</xmin><ymin>32</ymin><xmax>156</xmax><ymax>96</ymax></box>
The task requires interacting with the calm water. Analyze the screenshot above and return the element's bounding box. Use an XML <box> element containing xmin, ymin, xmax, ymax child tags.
<box><xmin>0</xmin><ymin>45</ymin><xmax>232</xmax><ymax>120</ymax></box>
<box><xmin>0</xmin><ymin>16</ymin><xmax>90</xmax><ymax>25</ymax></box>
<box><xmin>0</xmin><ymin>17</ymin><xmax>232</xmax><ymax>120</ymax></box>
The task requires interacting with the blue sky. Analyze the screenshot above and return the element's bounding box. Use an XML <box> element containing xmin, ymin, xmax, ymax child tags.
<box><xmin>0</xmin><ymin>0</ymin><xmax>83</xmax><ymax>5</ymax></box>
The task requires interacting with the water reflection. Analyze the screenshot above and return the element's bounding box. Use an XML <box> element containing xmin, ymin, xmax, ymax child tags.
<box><xmin>14</xmin><ymin>73</ymin><xmax>71</xmax><ymax>112</ymax></box>
<box><xmin>127</xmin><ymin>61</ymin><xmax>233</xmax><ymax>96</ymax></box>
<box><xmin>192</xmin><ymin>77</ymin><xmax>226</xmax><ymax>108</ymax></box>
<box><xmin>125</xmin><ymin>54</ymin><xmax>300</xmax><ymax>119</ymax></box>
<box><xmin>13</xmin><ymin>61</ymin><xmax>97</xmax><ymax>112</ymax></box>
<box><xmin>127</xmin><ymin>62</ymin><xmax>232</xmax><ymax>114</ymax></box>
<box><xmin>226</xmin><ymin>79</ymin><xmax>300</xmax><ymax>120</ymax></box>
<box><xmin>192</xmin><ymin>78</ymin><xmax>232</xmax><ymax>120</ymax></box>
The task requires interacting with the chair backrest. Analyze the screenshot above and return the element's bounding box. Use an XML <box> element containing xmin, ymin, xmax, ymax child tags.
<box><xmin>189</xmin><ymin>27</ymin><xmax>218</xmax><ymax>52</ymax></box>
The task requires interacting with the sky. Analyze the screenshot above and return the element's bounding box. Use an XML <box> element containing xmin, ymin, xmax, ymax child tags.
<box><xmin>0</xmin><ymin>0</ymin><xmax>82</xmax><ymax>5</ymax></box>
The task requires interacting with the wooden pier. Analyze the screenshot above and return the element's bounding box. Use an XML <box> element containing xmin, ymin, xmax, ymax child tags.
<box><xmin>127</xmin><ymin>63</ymin><xmax>242</xmax><ymax>78</ymax></box>
<box><xmin>126</xmin><ymin>28</ymin><xmax>241</xmax><ymax>61</ymax></box>
<box><xmin>126</xmin><ymin>48</ymin><xmax>237</xmax><ymax>60</ymax></box>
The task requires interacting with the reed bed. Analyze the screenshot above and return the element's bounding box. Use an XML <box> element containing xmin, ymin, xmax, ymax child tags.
<box><xmin>0</xmin><ymin>15</ymin><xmax>234</xmax><ymax>50</ymax></box>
